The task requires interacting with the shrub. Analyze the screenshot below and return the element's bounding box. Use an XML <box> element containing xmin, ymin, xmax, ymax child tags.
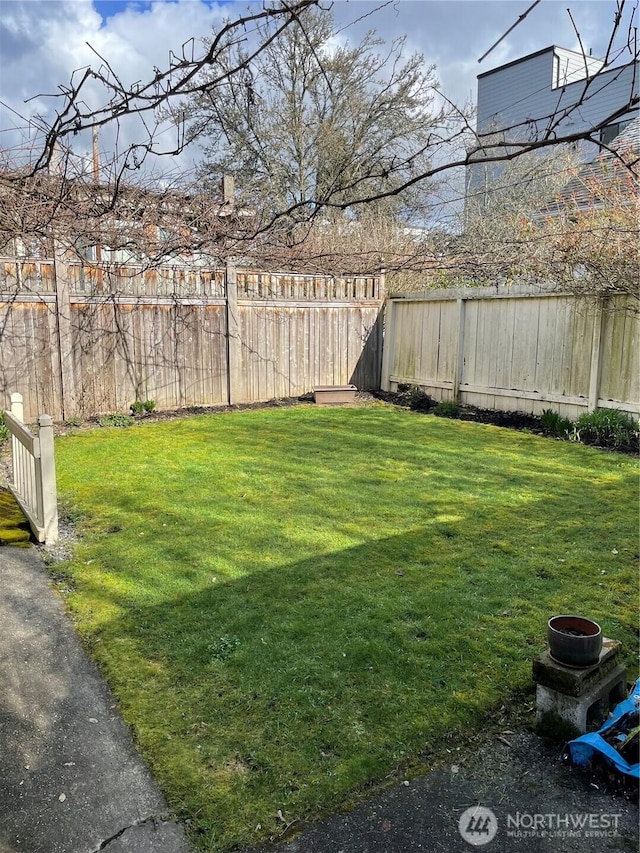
<box><xmin>131</xmin><ymin>399</ymin><xmax>156</xmax><ymax>415</ymax></box>
<box><xmin>0</xmin><ymin>412</ymin><xmax>8</xmax><ymax>443</ymax></box>
<box><xmin>575</xmin><ymin>408</ymin><xmax>639</xmax><ymax>448</ymax></box>
<box><xmin>432</xmin><ymin>400</ymin><xmax>461</xmax><ymax>419</ymax></box>
<box><xmin>64</xmin><ymin>416</ymin><xmax>82</xmax><ymax>428</ymax></box>
<box><xmin>396</xmin><ymin>385</ymin><xmax>432</xmax><ymax>412</ymax></box>
<box><xmin>98</xmin><ymin>412</ymin><xmax>135</xmax><ymax>428</ymax></box>
<box><xmin>541</xmin><ymin>408</ymin><xmax>574</xmax><ymax>437</ymax></box>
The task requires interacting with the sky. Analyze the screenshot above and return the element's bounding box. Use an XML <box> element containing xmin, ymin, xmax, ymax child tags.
<box><xmin>0</xmin><ymin>0</ymin><xmax>636</xmax><ymax>179</ymax></box>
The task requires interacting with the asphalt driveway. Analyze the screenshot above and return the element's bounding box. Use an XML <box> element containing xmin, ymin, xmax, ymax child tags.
<box><xmin>0</xmin><ymin>543</ymin><xmax>189</xmax><ymax>853</ymax></box>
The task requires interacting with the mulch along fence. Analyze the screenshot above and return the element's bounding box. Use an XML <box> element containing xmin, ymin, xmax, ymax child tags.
<box><xmin>0</xmin><ymin>257</ymin><xmax>384</xmax><ymax>421</ymax></box>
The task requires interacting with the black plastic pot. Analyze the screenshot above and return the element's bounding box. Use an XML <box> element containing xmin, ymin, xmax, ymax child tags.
<box><xmin>547</xmin><ymin>615</ymin><xmax>602</xmax><ymax>667</ymax></box>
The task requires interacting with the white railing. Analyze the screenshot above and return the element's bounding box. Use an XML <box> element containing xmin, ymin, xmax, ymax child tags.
<box><xmin>4</xmin><ymin>393</ymin><xmax>58</xmax><ymax>544</ymax></box>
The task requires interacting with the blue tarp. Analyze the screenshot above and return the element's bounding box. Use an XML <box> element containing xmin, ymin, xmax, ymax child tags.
<box><xmin>565</xmin><ymin>677</ymin><xmax>640</xmax><ymax>779</ymax></box>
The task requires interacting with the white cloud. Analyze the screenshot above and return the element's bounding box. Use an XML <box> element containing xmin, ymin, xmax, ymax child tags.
<box><xmin>0</xmin><ymin>0</ymin><xmax>229</xmax><ymax>171</ymax></box>
<box><xmin>0</xmin><ymin>0</ymin><xmax>634</xmax><ymax>176</ymax></box>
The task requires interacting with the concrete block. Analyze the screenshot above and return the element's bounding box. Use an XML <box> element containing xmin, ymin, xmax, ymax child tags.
<box><xmin>535</xmin><ymin>663</ymin><xmax>627</xmax><ymax>733</ymax></box>
<box><xmin>532</xmin><ymin>637</ymin><xmax>621</xmax><ymax>698</ymax></box>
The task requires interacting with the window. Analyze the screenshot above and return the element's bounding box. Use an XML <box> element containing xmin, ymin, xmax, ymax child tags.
<box><xmin>599</xmin><ymin>120</ymin><xmax>631</xmax><ymax>146</ymax></box>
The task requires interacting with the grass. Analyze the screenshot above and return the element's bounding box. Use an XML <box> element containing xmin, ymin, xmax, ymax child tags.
<box><xmin>0</xmin><ymin>489</ymin><xmax>32</xmax><ymax>546</ymax></box>
<box><xmin>52</xmin><ymin>403</ymin><xmax>639</xmax><ymax>850</ymax></box>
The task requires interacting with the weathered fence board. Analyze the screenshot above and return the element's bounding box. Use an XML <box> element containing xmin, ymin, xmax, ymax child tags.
<box><xmin>0</xmin><ymin>259</ymin><xmax>383</xmax><ymax>420</ymax></box>
<box><xmin>382</xmin><ymin>284</ymin><xmax>639</xmax><ymax>420</ymax></box>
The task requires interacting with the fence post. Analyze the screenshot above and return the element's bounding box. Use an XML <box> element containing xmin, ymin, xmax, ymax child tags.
<box><xmin>588</xmin><ymin>298</ymin><xmax>605</xmax><ymax>413</ymax></box>
<box><xmin>53</xmin><ymin>242</ymin><xmax>77</xmax><ymax>420</ymax></box>
<box><xmin>226</xmin><ymin>261</ymin><xmax>241</xmax><ymax>405</ymax></box>
<box><xmin>10</xmin><ymin>392</ymin><xmax>23</xmax><ymax>422</ymax></box>
<box><xmin>37</xmin><ymin>415</ymin><xmax>58</xmax><ymax>544</ymax></box>
<box><xmin>453</xmin><ymin>298</ymin><xmax>466</xmax><ymax>403</ymax></box>
<box><xmin>380</xmin><ymin>297</ymin><xmax>396</xmax><ymax>391</ymax></box>
<box><xmin>378</xmin><ymin>270</ymin><xmax>386</xmax><ymax>302</ymax></box>
<box><xmin>10</xmin><ymin>393</ymin><xmax>24</xmax><ymax>488</ymax></box>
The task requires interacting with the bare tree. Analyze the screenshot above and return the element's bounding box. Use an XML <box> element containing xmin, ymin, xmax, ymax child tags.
<box><xmin>427</xmin><ymin>136</ymin><xmax>639</xmax><ymax>304</ymax></box>
<box><xmin>176</xmin><ymin>5</ymin><xmax>444</xmax><ymax>219</ymax></box>
<box><xmin>0</xmin><ymin>0</ymin><xmax>637</xmax><ymax>277</ymax></box>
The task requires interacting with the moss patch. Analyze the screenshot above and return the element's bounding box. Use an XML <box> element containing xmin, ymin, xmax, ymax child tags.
<box><xmin>0</xmin><ymin>489</ymin><xmax>31</xmax><ymax>546</ymax></box>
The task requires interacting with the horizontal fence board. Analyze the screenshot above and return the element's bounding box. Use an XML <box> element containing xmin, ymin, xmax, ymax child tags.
<box><xmin>4</xmin><ymin>411</ymin><xmax>39</xmax><ymax>455</ymax></box>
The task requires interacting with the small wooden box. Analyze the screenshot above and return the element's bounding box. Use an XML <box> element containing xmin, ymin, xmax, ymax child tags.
<box><xmin>313</xmin><ymin>385</ymin><xmax>357</xmax><ymax>405</ymax></box>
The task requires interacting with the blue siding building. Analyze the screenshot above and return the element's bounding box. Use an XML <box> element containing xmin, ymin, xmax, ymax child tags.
<box><xmin>468</xmin><ymin>45</ymin><xmax>639</xmax><ymax>201</ymax></box>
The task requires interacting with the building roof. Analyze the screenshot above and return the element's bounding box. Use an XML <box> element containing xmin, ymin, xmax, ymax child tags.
<box><xmin>537</xmin><ymin>117</ymin><xmax>639</xmax><ymax>216</ymax></box>
<box><xmin>477</xmin><ymin>44</ymin><xmax>604</xmax><ymax>80</ymax></box>
<box><xmin>608</xmin><ymin>115</ymin><xmax>640</xmax><ymax>152</ymax></box>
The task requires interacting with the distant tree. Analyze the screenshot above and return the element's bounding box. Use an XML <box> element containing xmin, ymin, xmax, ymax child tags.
<box><xmin>0</xmin><ymin>0</ymin><xmax>637</xmax><ymax>277</ymax></box>
<box><xmin>177</xmin><ymin>5</ymin><xmax>446</xmax><ymax>225</ymax></box>
<box><xmin>452</xmin><ymin>144</ymin><xmax>584</xmax><ymax>284</ymax></box>
<box><xmin>528</xmin><ymin>151</ymin><xmax>639</xmax><ymax>303</ymax></box>
<box><xmin>436</xmin><ymin>143</ymin><xmax>639</xmax><ymax>304</ymax></box>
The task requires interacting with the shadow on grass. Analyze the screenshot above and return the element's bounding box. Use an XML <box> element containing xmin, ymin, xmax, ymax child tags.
<box><xmin>85</xmin><ymin>520</ymin><xmax>637</xmax><ymax>849</ymax></box>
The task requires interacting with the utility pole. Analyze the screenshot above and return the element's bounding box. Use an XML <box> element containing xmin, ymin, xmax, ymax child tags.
<box><xmin>92</xmin><ymin>126</ymin><xmax>102</xmax><ymax>264</ymax></box>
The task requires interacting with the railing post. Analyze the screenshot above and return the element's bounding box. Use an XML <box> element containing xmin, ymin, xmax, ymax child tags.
<box><xmin>37</xmin><ymin>415</ymin><xmax>58</xmax><ymax>544</ymax></box>
<box><xmin>10</xmin><ymin>393</ymin><xmax>23</xmax><ymax>491</ymax></box>
<box><xmin>10</xmin><ymin>391</ymin><xmax>23</xmax><ymax>421</ymax></box>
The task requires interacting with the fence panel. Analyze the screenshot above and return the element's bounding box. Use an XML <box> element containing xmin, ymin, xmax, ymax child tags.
<box><xmin>0</xmin><ymin>259</ymin><xmax>383</xmax><ymax>420</ymax></box>
<box><xmin>382</xmin><ymin>285</ymin><xmax>639</xmax><ymax>420</ymax></box>
<box><xmin>599</xmin><ymin>296</ymin><xmax>640</xmax><ymax>408</ymax></box>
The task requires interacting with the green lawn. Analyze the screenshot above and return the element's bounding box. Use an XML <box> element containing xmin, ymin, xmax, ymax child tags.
<box><xmin>53</xmin><ymin>404</ymin><xmax>638</xmax><ymax>850</ymax></box>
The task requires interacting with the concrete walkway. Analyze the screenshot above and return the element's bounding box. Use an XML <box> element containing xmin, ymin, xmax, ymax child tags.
<box><xmin>0</xmin><ymin>544</ymin><xmax>189</xmax><ymax>853</ymax></box>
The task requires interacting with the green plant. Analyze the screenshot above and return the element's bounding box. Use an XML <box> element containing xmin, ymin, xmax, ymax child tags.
<box><xmin>131</xmin><ymin>400</ymin><xmax>156</xmax><ymax>415</ymax></box>
<box><xmin>98</xmin><ymin>412</ymin><xmax>135</xmax><ymax>428</ymax></box>
<box><xmin>432</xmin><ymin>400</ymin><xmax>461</xmax><ymax>418</ymax></box>
<box><xmin>64</xmin><ymin>416</ymin><xmax>83</xmax><ymax>428</ymax></box>
<box><xmin>208</xmin><ymin>635</ymin><xmax>241</xmax><ymax>662</ymax></box>
<box><xmin>0</xmin><ymin>412</ymin><xmax>9</xmax><ymax>443</ymax></box>
<box><xmin>540</xmin><ymin>409</ymin><xmax>574</xmax><ymax>437</ymax></box>
<box><xmin>575</xmin><ymin>408</ymin><xmax>639</xmax><ymax>449</ymax></box>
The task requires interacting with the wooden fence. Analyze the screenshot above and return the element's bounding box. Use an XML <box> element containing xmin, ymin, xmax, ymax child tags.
<box><xmin>4</xmin><ymin>392</ymin><xmax>58</xmax><ymax>544</ymax></box>
<box><xmin>381</xmin><ymin>284</ymin><xmax>639</xmax><ymax>420</ymax></box>
<box><xmin>0</xmin><ymin>258</ymin><xmax>383</xmax><ymax>422</ymax></box>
